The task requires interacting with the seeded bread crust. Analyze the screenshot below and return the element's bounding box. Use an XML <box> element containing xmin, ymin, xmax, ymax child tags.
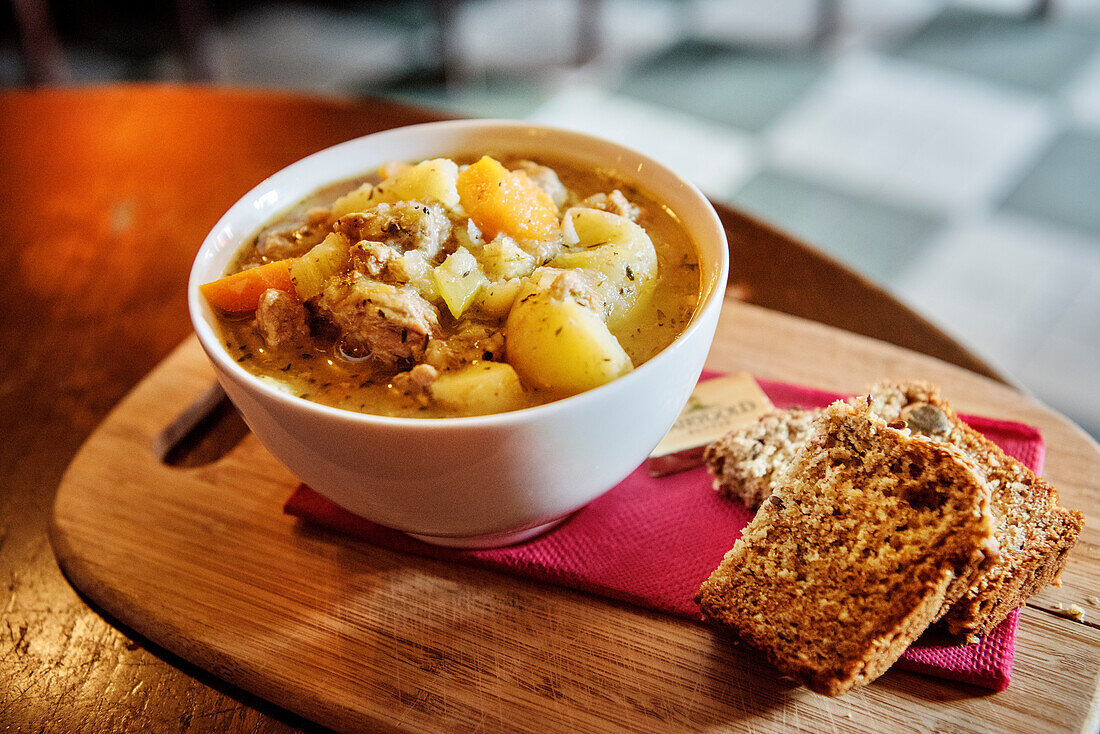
<box><xmin>703</xmin><ymin>379</ymin><xmax>1085</xmax><ymax>642</ymax></box>
<box><xmin>866</xmin><ymin>381</ymin><xmax>1084</xmax><ymax>641</ymax></box>
<box><xmin>703</xmin><ymin>408</ymin><xmax>817</xmax><ymax>509</ymax></box>
<box><xmin>696</xmin><ymin>400</ymin><xmax>998</xmax><ymax>696</ymax></box>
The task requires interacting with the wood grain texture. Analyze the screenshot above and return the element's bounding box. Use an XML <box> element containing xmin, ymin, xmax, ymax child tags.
<box><xmin>0</xmin><ymin>84</ymin><xmax>1041</xmax><ymax>730</ymax></box>
<box><xmin>51</xmin><ymin>302</ymin><xmax>1100</xmax><ymax>734</ymax></box>
<box><xmin>0</xmin><ymin>86</ymin><xmax>444</xmax><ymax>733</ymax></box>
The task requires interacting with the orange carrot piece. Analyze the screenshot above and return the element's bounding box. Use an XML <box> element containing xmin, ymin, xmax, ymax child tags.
<box><xmin>200</xmin><ymin>259</ymin><xmax>295</xmax><ymax>314</ymax></box>
<box><xmin>457</xmin><ymin>156</ymin><xmax>558</xmax><ymax>241</ymax></box>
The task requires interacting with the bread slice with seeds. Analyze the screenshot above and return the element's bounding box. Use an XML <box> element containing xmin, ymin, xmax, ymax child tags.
<box><xmin>703</xmin><ymin>408</ymin><xmax>817</xmax><ymax>509</ymax></box>
<box><xmin>696</xmin><ymin>399</ymin><xmax>998</xmax><ymax>696</ymax></box>
<box><xmin>704</xmin><ymin>380</ymin><xmax>1084</xmax><ymax>641</ymax></box>
<box><xmin>866</xmin><ymin>380</ymin><xmax>1084</xmax><ymax>641</ymax></box>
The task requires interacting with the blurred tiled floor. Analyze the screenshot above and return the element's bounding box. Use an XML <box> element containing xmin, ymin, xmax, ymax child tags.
<box><xmin>5</xmin><ymin>0</ymin><xmax>1098</xmax><ymax>438</ymax></box>
<box><xmin>393</xmin><ymin>1</ymin><xmax>1100</xmax><ymax>439</ymax></box>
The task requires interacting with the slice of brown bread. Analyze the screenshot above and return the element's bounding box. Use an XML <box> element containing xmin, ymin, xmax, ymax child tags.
<box><xmin>867</xmin><ymin>380</ymin><xmax>1084</xmax><ymax>641</ymax></box>
<box><xmin>703</xmin><ymin>408</ymin><xmax>817</xmax><ymax>509</ymax></box>
<box><xmin>704</xmin><ymin>380</ymin><xmax>1084</xmax><ymax>641</ymax></box>
<box><xmin>696</xmin><ymin>399</ymin><xmax>998</xmax><ymax>696</ymax></box>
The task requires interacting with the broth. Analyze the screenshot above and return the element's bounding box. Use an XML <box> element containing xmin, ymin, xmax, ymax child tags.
<box><xmin>208</xmin><ymin>154</ymin><xmax>701</xmax><ymax>417</ymax></box>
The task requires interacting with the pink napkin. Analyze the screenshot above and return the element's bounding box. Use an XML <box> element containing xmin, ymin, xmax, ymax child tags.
<box><xmin>286</xmin><ymin>375</ymin><xmax>1042</xmax><ymax>692</ymax></box>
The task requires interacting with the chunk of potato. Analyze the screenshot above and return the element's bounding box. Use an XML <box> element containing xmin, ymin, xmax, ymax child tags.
<box><xmin>379</xmin><ymin>160</ymin><xmax>412</xmax><ymax>180</ymax></box>
<box><xmin>477</xmin><ymin>235</ymin><xmax>536</xmax><ymax>281</ymax></box>
<box><xmin>476</xmin><ymin>277</ymin><xmax>523</xmax><ymax>319</ymax></box>
<box><xmin>429</xmin><ymin>362</ymin><xmax>526</xmax><ymax>415</ymax></box>
<box><xmin>329</xmin><ymin>158</ymin><xmax>460</xmax><ymax>219</ymax></box>
<box><xmin>373</xmin><ymin>158</ymin><xmax>460</xmax><ymax>209</ymax></box>
<box><xmin>289</xmin><ymin>232</ymin><xmax>350</xmax><ymax>301</ymax></box>
<box><xmin>453</xmin><ymin>218</ymin><xmax>485</xmax><ymax>252</ymax></box>
<box><xmin>393</xmin><ymin>250</ymin><xmax>441</xmax><ymax>304</ymax></box>
<box><xmin>329</xmin><ymin>184</ymin><xmax>374</xmax><ymax>220</ymax></box>
<box><xmin>551</xmin><ymin>207</ymin><xmax>657</xmax><ymax>328</ymax></box>
<box><xmin>505</xmin><ymin>289</ymin><xmax>633</xmax><ymax>395</ymax></box>
<box><xmin>457</xmin><ymin>156</ymin><xmax>559</xmax><ymax>241</ymax></box>
<box><xmin>434</xmin><ymin>246</ymin><xmax>488</xmax><ymax>319</ymax></box>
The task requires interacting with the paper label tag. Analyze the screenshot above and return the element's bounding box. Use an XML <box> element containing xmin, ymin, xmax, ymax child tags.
<box><xmin>645</xmin><ymin>373</ymin><xmax>774</xmax><ymax>476</ymax></box>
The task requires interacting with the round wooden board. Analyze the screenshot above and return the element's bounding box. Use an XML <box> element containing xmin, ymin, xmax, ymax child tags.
<box><xmin>51</xmin><ymin>300</ymin><xmax>1100</xmax><ymax>733</ymax></box>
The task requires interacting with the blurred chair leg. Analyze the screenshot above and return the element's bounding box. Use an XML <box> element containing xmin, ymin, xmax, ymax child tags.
<box><xmin>10</xmin><ymin>0</ymin><xmax>69</xmax><ymax>85</ymax></box>
<box><xmin>811</xmin><ymin>0</ymin><xmax>840</xmax><ymax>49</ymax></box>
<box><xmin>173</xmin><ymin>0</ymin><xmax>215</xmax><ymax>81</ymax></box>
<box><xmin>432</xmin><ymin>0</ymin><xmax>473</xmax><ymax>88</ymax></box>
<box><xmin>1029</xmin><ymin>0</ymin><xmax>1053</xmax><ymax>19</ymax></box>
<box><xmin>432</xmin><ymin>0</ymin><xmax>603</xmax><ymax>86</ymax></box>
<box><xmin>576</xmin><ymin>0</ymin><xmax>601</xmax><ymax>66</ymax></box>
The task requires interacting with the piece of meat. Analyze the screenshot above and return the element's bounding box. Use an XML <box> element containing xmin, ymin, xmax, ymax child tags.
<box><xmin>389</xmin><ymin>363</ymin><xmax>439</xmax><ymax>407</ymax></box>
<box><xmin>384</xmin><ymin>249</ymin><xmax>430</xmax><ymax>286</ymax></box>
<box><xmin>582</xmin><ymin>190</ymin><xmax>641</xmax><ymax>222</ymax></box>
<box><xmin>514</xmin><ymin>160</ymin><xmax>570</xmax><ymax>209</ymax></box>
<box><xmin>408</xmin><ymin>363</ymin><xmax>439</xmax><ymax>388</ymax></box>
<box><xmin>319</xmin><ymin>274</ymin><xmax>439</xmax><ymax>364</ymax></box>
<box><xmin>333</xmin><ymin>201</ymin><xmax>451</xmax><ymax>258</ymax></box>
<box><xmin>546</xmin><ymin>269</ymin><xmax>601</xmax><ymax>311</ymax></box>
<box><xmin>350</xmin><ymin>240</ymin><xmax>396</xmax><ymax>279</ymax></box>
<box><xmin>526</xmin><ymin>267</ymin><xmax>604</xmax><ymax>313</ymax></box>
<box><xmin>257</xmin><ymin>231</ymin><xmax>307</xmax><ymax>261</ymax></box>
<box><xmin>255</xmin><ymin>288</ymin><xmax>310</xmax><ymax>349</ymax></box>
<box><xmin>515</xmin><ymin>235</ymin><xmax>563</xmax><ymax>265</ymax></box>
<box><xmin>256</xmin><ymin>208</ymin><xmax>332</xmax><ymax>261</ymax></box>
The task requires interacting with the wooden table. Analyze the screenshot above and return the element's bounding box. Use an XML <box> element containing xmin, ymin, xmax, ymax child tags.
<box><xmin>0</xmin><ymin>85</ymin><xmax>1071</xmax><ymax>731</ymax></box>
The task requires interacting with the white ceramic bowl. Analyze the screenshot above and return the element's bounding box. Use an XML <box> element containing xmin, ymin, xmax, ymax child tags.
<box><xmin>189</xmin><ymin>120</ymin><xmax>729</xmax><ymax>548</ymax></box>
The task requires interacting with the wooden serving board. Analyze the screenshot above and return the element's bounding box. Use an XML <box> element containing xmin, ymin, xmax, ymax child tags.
<box><xmin>51</xmin><ymin>300</ymin><xmax>1100</xmax><ymax>733</ymax></box>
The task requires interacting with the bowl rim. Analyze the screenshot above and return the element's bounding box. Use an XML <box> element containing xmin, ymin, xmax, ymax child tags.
<box><xmin>188</xmin><ymin>119</ymin><xmax>730</xmax><ymax>430</ymax></box>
